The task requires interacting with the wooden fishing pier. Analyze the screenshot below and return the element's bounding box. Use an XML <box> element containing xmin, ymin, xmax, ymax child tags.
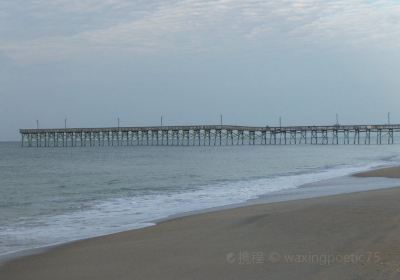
<box><xmin>19</xmin><ymin>124</ymin><xmax>399</xmax><ymax>147</ymax></box>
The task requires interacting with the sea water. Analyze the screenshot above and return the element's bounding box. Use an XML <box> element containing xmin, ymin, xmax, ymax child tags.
<box><xmin>1</xmin><ymin>142</ymin><xmax>400</xmax><ymax>256</ymax></box>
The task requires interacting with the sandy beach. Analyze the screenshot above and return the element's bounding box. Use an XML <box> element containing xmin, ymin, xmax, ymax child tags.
<box><xmin>2</xmin><ymin>167</ymin><xmax>400</xmax><ymax>279</ymax></box>
<box><xmin>354</xmin><ymin>166</ymin><xmax>400</xmax><ymax>178</ymax></box>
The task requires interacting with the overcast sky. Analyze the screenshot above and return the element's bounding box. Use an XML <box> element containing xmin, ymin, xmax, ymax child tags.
<box><xmin>1</xmin><ymin>0</ymin><xmax>400</xmax><ymax>140</ymax></box>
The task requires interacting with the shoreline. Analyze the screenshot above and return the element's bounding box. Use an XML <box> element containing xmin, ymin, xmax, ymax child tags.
<box><xmin>354</xmin><ymin>166</ymin><xmax>400</xmax><ymax>178</ymax></box>
<box><xmin>2</xmin><ymin>165</ymin><xmax>400</xmax><ymax>266</ymax></box>
<box><xmin>2</xmin><ymin>156</ymin><xmax>390</xmax><ymax>260</ymax></box>
<box><xmin>2</xmin><ymin>187</ymin><xmax>400</xmax><ymax>279</ymax></box>
<box><xmin>2</xmin><ymin>166</ymin><xmax>400</xmax><ymax>278</ymax></box>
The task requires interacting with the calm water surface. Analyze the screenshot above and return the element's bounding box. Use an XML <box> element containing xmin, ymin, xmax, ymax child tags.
<box><xmin>1</xmin><ymin>142</ymin><xmax>399</xmax><ymax>256</ymax></box>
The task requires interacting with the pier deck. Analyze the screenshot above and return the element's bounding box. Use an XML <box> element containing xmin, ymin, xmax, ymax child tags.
<box><xmin>20</xmin><ymin>124</ymin><xmax>399</xmax><ymax>147</ymax></box>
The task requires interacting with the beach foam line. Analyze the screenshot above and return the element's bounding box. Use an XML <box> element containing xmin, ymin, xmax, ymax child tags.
<box><xmin>0</xmin><ymin>160</ymin><xmax>395</xmax><ymax>257</ymax></box>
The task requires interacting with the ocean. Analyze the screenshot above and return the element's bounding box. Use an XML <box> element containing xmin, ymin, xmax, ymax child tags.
<box><xmin>1</xmin><ymin>142</ymin><xmax>400</xmax><ymax>257</ymax></box>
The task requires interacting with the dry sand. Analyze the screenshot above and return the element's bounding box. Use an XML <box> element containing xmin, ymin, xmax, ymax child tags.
<box><xmin>2</xmin><ymin>170</ymin><xmax>400</xmax><ymax>279</ymax></box>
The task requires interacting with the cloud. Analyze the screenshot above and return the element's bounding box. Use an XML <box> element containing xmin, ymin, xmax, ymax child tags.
<box><xmin>1</xmin><ymin>0</ymin><xmax>400</xmax><ymax>62</ymax></box>
<box><xmin>287</xmin><ymin>0</ymin><xmax>400</xmax><ymax>49</ymax></box>
<box><xmin>33</xmin><ymin>0</ymin><xmax>138</xmax><ymax>13</ymax></box>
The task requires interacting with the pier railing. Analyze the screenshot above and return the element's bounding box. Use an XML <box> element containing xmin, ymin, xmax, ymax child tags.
<box><xmin>19</xmin><ymin>124</ymin><xmax>399</xmax><ymax>147</ymax></box>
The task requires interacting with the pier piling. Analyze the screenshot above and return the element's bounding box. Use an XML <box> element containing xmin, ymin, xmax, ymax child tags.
<box><xmin>19</xmin><ymin>124</ymin><xmax>400</xmax><ymax>147</ymax></box>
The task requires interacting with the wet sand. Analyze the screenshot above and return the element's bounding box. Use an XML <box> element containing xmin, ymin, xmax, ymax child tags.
<box><xmin>2</xmin><ymin>183</ymin><xmax>400</xmax><ymax>279</ymax></box>
<box><xmin>354</xmin><ymin>166</ymin><xmax>400</xmax><ymax>178</ymax></box>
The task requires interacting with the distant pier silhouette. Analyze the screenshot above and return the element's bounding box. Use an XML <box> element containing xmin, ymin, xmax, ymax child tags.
<box><xmin>20</xmin><ymin>124</ymin><xmax>397</xmax><ymax>147</ymax></box>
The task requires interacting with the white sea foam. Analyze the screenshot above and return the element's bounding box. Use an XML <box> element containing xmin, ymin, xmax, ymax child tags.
<box><xmin>0</xmin><ymin>159</ymin><xmax>394</xmax><ymax>257</ymax></box>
